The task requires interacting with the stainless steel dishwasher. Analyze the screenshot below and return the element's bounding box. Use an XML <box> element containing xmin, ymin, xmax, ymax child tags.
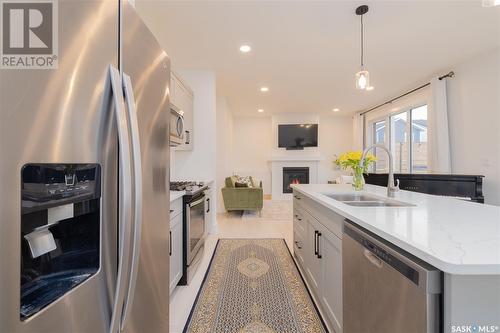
<box><xmin>343</xmin><ymin>221</ymin><xmax>442</xmax><ymax>333</ymax></box>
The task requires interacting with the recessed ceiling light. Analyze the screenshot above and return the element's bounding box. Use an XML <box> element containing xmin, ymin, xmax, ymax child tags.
<box><xmin>257</xmin><ymin>109</ymin><xmax>264</xmax><ymax>113</ymax></box>
<box><xmin>366</xmin><ymin>86</ymin><xmax>375</xmax><ymax>91</ymax></box>
<box><xmin>483</xmin><ymin>0</ymin><xmax>500</xmax><ymax>7</ymax></box>
<box><xmin>260</xmin><ymin>87</ymin><xmax>269</xmax><ymax>92</ymax></box>
<box><xmin>239</xmin><ymin>45</ymin><xmax>251</xmax><ymax>53</ymax></box>
<box><xmin>332</xmin><ymin>108</ymin><xmax>340</xmax><ymax>112</ymax></box>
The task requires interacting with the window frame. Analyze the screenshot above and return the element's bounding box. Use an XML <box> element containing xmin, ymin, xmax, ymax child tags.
<box><xmin>365</xmin><ymin>102</ymin><xmax>428</xmax><ymax>174</ymax></box>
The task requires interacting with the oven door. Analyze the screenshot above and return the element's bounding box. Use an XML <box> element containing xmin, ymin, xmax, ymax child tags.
<box><xmin>186</xmin><ymin>196</ymin><xmax>205</xmax><ymax>264</ymax></box>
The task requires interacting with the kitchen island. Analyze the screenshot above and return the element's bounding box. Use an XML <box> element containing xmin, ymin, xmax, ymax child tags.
<box><xmin>291</xmin><ymin>184</ymin><xmax>500</xmax><ymax>333</ymax></box>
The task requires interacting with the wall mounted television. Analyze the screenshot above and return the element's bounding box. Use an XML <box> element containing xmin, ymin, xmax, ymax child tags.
<box><xmin>278</xmin><ymin>124</ymin><xmax>318</xmax><ymax>150</ymax></box>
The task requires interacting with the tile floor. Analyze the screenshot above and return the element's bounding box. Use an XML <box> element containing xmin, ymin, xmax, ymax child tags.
<box><xmin>169</xmin><ymin>200</ymin><xmax>293</xmax><ymax>333</ymax></box>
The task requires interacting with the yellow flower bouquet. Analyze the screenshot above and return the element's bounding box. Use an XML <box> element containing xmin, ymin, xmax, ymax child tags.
<box><xmin>334</xmin><ymin>151</ymin><xmax>376</xmax><ymax>190</ymax></box>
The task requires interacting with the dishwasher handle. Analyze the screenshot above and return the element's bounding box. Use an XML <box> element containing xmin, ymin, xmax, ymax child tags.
<box><xmin>363</xmin><ymin>249</ymin><xmax>383</xmax><ymax>268</ymax></box>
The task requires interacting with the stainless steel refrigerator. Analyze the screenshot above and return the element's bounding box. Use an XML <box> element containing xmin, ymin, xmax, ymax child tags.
<box><xmin>0</xmin><ymin>0</ymin><xmax>170</xmax><ymax>332</ymax></box>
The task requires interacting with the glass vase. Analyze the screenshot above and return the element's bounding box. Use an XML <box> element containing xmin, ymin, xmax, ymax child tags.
<box><xmin>352</xmin><ymin>169</ymin><xmax>365</xmax><ymax>191</ymax></box>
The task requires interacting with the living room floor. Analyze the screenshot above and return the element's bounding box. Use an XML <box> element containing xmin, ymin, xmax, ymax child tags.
<box><xmin>169</xmin><ymin>199</ymin><xmax>293</xmax><ymax>333</ymax></box>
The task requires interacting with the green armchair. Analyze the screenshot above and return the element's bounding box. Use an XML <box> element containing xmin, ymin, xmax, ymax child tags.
<box><xmin>222</xmin><ymin>176</ymin><xmax>263</xmax><ymax>214</ymax></box>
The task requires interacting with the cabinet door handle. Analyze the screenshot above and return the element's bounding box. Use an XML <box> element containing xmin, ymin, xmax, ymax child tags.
<box><xmin>169</xmin><ymin>231</ymin><xmax>172</xmax><ymax>256</ymax></box>
<box><xmin>206</xmin><ymin>198</ymin><xmax>210</xmax><ymax>213</ymax></box>
<box><xmin>314</xmin><ymin>231</ymin><xmax>318</xmax><ymax>255</ymax></box>
<box><xmin>294</xmin><ymin>240</ymin><xmax>302</xmax><ymax>249</ymax></box>
<box><xmin>317</xmin><ymin>232</ymin><xmax>322</xmax><ymax>259</ymax></box>
<box><xmin>185</xmin><ymin>130</ymin><xmax>190</xmax><ymax>144</ymax></box>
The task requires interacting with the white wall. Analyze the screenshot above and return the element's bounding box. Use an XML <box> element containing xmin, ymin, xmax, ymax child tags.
<box><xmin>216</xmin><ymin>97</ymin><xmax>234</xmax><ymax>212</ymax></box>
<box><xmin>318</xmin><ymin>115</ymin><xmax>356</xmax><ymax>182</ymax></box>
<box><xmin>232</xmin><ymin>116</ymin><xmax>273</xmax><ymax>194</ymax></box>
<box><xmin>231</xmin><ymin>114</ymin><xmax>353</xmax><ymax>196</ymax></box>
<box><xmin>447</xmin><ymin>48</ymin><xmax>500</xmax><ymax>205</ymax></box>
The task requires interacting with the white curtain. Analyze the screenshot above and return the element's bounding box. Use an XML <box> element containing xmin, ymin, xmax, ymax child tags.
<box><xmin>428</xmin><ymin>76</ymin><xmax>451</xmax><ymax>173</ymax></box>
<box><xmin>352</xmin><ymin>113</ymin><xmax>364</xmax><ymax>151</ymax></box>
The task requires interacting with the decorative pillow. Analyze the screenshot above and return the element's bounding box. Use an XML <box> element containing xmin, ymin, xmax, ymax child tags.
<box><xmin>226</xmin><ymin>176</ymin><xmax>238</xmax><ymax>187</ymax></box>
<box><xmin>235</xmin><ymin>182</ymin><xmax>249</xmax><ymax>188</ymax></box>
<box><xmin>250</xmin><ymin>176</ymin><xmax>259</xmax><ymax>188</ymax></box>
<box><xmin>236</xmin><ymin>176</ymin><xmax>253</xmax><ymax>188</ymax></box>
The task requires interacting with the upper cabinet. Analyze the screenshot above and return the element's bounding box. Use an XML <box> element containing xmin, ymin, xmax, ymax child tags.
<box><xmin>170</xmin><ymin>71</ymin><xmax>194</xmax><ymax>150</ymax></box>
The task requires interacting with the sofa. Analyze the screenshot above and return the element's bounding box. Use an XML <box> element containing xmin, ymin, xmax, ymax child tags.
<box><xmin>221</xmin><ymin>176</ymin><xmax>263</xmax><ymax>214</ymax></box>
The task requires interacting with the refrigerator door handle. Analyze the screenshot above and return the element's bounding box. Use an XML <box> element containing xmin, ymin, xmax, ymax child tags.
<box><xmin>120</xmin><ymin>74</ymin><xmax>143</xmax><ymax>331</ymax></box>
<box><xmin>108</xmin><ymin>65</ymin><xmax>134</xmax><ymax>333</ymax></box>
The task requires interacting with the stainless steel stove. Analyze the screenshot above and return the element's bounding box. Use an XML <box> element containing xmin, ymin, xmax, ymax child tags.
<box><xmin>169</xmin><ymin>180</ymin><xmax>208</xmax><ymax>285</ymax></box>
<box><xmin>170</xmin><ymin>181</ymin><xmax>207</xmax><ymax>195</ymax></box>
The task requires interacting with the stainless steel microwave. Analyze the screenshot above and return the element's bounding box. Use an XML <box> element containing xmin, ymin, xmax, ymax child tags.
<box><xmin>170</xmin><ymin>104</ymin><xmax>184</xmax><ymax>146</ymax></box>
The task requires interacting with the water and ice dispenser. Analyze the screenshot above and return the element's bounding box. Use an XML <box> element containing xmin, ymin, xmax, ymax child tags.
<box><xmin>20</xmin><ymin>164</ymin><xmax>101</xmax><ymax>319</ymax></box>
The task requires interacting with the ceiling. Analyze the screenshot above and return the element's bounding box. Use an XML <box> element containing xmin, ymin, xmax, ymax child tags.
<box><xmin>136</xmin><ymin>1</ymin><xmax>500</xmax><ymax>116</ymax></box>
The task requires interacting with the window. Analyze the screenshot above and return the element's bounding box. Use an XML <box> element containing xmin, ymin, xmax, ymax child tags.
<box><xmin>368</xmin><ymin>105</ymin><xmax>428</xmax><ymax>173</ymax></box>
<box><xmin>390</xmin><ymin>111</ymin><xmax>409</xmax><ymax>173</ymax></box>
<box><xmin>372</xmin><ymin>120</ymin><xmax>387</xmax><ymax>172</ymax></box>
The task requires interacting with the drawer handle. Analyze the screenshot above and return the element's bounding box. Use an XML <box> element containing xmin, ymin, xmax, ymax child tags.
<box><xmin>294</xmin><ymin>241</ymin><xmax>302</xmax><ymax>249</ymax></box>
<box><xmin>317</xmin><ymin>232</ymin><xmax>322</xmax><ymax>259</ymax></box>
<box><xmin>169</xmin><ymin>231</ymin><xmax>172</xmax><ymax>256</ymax></box>
<box><xmin>314</xmin><ymin>231</ymin><xmax>318</xmax><ymax>256</ymax></box>
<box><xmin>170</xmin><ymin>209</ymin><xmax>174</xmax><ymax>213</ymax></box>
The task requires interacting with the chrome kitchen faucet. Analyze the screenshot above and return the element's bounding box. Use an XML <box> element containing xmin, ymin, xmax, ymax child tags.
<box><xmin>360</xmin><ymin>144</ymin><xmax>400</xmax><ymax>198</ymax></box>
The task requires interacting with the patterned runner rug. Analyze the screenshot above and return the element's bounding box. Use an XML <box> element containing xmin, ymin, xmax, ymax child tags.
<box><xmin>184</xmin><ymin>239</ymin><xmax>326</xmax><ymax>333</ymax></box>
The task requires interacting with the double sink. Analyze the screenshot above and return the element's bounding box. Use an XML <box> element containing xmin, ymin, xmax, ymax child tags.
<box><xmin>324</xmin><ymin>193</ymin><xmax>414</xmax><ymax>207</ymax></box>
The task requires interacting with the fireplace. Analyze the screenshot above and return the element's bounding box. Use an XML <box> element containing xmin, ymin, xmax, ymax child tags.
<box><xmin>282</xmin><ymin>167</ymin><xmax>309</xmax><ymax>193</ymax></box>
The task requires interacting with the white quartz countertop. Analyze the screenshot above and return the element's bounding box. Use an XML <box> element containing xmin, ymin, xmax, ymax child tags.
<box><xmin>292</xmin><ymin>184</ymin><xmax>500</xmax><ymax>275</ymax></box>
<box><xmin>170</xmin><ymin>191</ymin><xmax>185</xmax><ymax>202</ymax></box>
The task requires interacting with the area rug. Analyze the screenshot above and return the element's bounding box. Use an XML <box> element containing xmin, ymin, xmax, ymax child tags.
<box><xmin>240</xmin><ymin>200</ymin><xmax>293</xmax><ymax>221</ymax></box>
<box><xmin>184</xmin><ymin>239</ymin><xmax>326</xmax><ymax>333</ymax></box>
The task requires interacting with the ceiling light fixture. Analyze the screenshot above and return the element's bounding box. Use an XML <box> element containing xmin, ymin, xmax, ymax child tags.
<box><xmin>482</xmin><ymin>0</ymin><xmax>500</xmax><ymax>6</ymax></box>
<box><xmin>260</xmin><ymin>87</ymin><xmax>269</xmax><ymax>92</ymax></box>
<box><xmin>355</xmin><ymin>5</ymin><xmax>371</xmax><ymax>90</ymax></box>
<box><xmin>332</xmin><ymin>108</ymin><xmax>340</xmax><ymax>112</ymax></box>
<box><xmin>257</xmin><ymin>109</ymin><xmax>264</xmax><ymax>113</ymax></box>
<box><xmin>239</xmin><ymin>45</ymin><xmax>251</xmax><ymax>53</ymax></box>
<box><xmin>366</xmin><ymin>86</ymin><xmax>374</xmax><ymax>91</ymax></box>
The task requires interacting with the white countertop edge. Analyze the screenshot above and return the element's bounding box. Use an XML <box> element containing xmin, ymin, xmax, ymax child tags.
<box><xmin>292</xmin><ymin>184</ymin><xmax>500</xmax><ymax>275</ymax></box>
<box><xmin>170</xmin><ymin>191</ymin><xmax>185</xmax><ymax>202</ymax></box>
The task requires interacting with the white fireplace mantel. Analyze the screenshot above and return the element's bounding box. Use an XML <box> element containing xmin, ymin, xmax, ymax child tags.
<box><xmin>268</xmin><ymin>155</ymin><xmax>323</xmax><ymax>162</ymax></box>
<box><xmin>269</xmin><ymin>158</ymin><xmax>319</xmax><ymax>200</ymax></box>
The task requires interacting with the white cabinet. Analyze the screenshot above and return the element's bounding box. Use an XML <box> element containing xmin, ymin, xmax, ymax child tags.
<box><xmin>169</xmin><ymin>197</ymin><xmax>183</xmax><ymax>294</ymax></box>
<box><xmin>293</xmin><ymin>207</ymin><xmax>306</xmax><ymax>266</ymax></box>
<box><xmin>170</xmin><ymin>71</ymin><xmax>194</xmax><ymax>151</ymax></box>
<box><xmin>293</xmin><ymin>191</ymin><xmax>343</xmax><ymax>333</ymax></box>
<box><xmin>303</xmin><ymin>211</ymin><xmax>322</xmax><ymax>292</ymax></box>
<box><xmin>317</xmin><ymin>223</ymin><xmax>343</xmax><ymax>333</ymax></box>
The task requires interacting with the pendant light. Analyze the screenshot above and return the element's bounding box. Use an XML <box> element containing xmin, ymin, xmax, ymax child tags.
<box><xmin>355</xmin><ymin>5</ymin><xmax>370</xmax><ymax>90</ymax></box>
